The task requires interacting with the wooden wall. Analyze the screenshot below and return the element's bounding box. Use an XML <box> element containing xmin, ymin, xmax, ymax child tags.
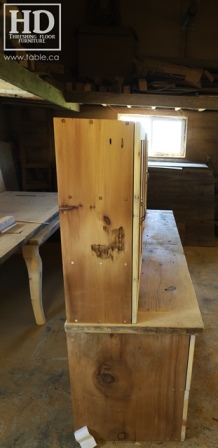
<box><xmin>9</xmin><ymin>104</ymin><xmax>217</xmax><ymax>172</ymax></box>
<box><xmin>147</xmin><ymin>167</ymin><xmax>215</xmax><ymax>246</ymax></box>
<box><xmin>2</xmin><ymin>0</ymin><xmax>218</xmax><ymax>244</ymax></box>
<box><xmin>5</xmin><ymin>102</ymin><xmax>218</xmax><ymax>244</ymax></box>
<box><xmin>57</xmin><ymin>106</ymin><xmax>218</xmax><ymax>168</ymax></box>
<box><xmin>6</xmin><ymin>104</ymin><xmax>218</xmax><ymax>173</ymax></box>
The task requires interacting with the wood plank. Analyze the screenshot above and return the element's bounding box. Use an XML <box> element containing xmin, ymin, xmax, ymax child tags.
<box><xmin>132</xmin><ymin>123</ymin><xmax>144</xmax><ymax>323</ymax></box>
<box><xmin>66</xmin><ymin>210</ymin><xmax>204</xmax><ymax>333</ymax></box>
<box><xmin>148</xmin><ymin>161</ymin><xmax>208</xmax><ymax>169</ymax></box>
<box><xmin>0</xmin><ymin>52</ymin><xmax>79</xmax><ymax>112</ymax></box>
<box><xmin>147</xmin><ymin>167</ymin><xmax>215</xmax><ymax>246</ymax></box>
<box><xmin>66</xmin><ymin>331</ymin><xmax>190</xmax><ymax>442</ymax></box>
<box><xmin>27</xmin><ymin>215</ymin><xmax>59</xmax><ymax>246</ymax></box>
<box><xmin>137</xmin><ymin>210</ymin><xmax>204</xmax><ymax>331</ymax></box>
<box><xmin>54</xmin><ymin>118</ymin><xmax>135</xmax><ymax>324</ymax></box>
<box><xmin>0</xmin><ymin>191</ymin><xmax>58</xmax><ymax>224</ymax></box>
<box><xmin>0</xmin><ymin>191</ymin><xmax>58</xmax><ymax>263</ymax></box>
<box><xmin>65</xmin><ymin>91</ymin><xmax>218</xmax><ymax>110</ymax></box>
<box><xmin>181</xmin><ymin>335</ymin><xmax>196</xmax><ymax>441</ymax></box>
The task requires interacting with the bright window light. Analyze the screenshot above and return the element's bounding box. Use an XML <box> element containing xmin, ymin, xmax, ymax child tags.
<box><xmin>118</xmin><ymin>114</ymin><xmax>187</xmax><ymax>158</ymax></box>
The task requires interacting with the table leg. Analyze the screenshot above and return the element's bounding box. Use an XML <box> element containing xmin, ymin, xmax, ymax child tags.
<box><xmin>22</xmin><ymin>244</ymin><xmax>46</xmax><ymax>325</ymax></box>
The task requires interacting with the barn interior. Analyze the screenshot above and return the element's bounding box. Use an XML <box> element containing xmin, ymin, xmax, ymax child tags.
<box><xmin>0</xmin><ymin>1</ymin><xmax>218</xmax><ymax>447</ymax></box>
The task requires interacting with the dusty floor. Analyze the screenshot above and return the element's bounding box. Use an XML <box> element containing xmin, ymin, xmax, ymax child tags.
<box><xmin>0</xmin><ymin>240</ymin><xmax>218</xmax><ymax>448</ymax></box>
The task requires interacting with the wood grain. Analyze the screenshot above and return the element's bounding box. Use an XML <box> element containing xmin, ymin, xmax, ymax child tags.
<box><xmin>147</xmin><ymin>167</ymin><xmax>214</xmax><ymax>246</ymax></box>
<box><xmin>65</xmin><ymin>91</ymin><xmax>218</xmax><ymax>110</ymax></box>
<box><xmin>66</xmin><ymin>210</ymin><xmax>204</xmax><ymax>333</ymax></box>
<box><xmin>132</xmin><ymin>123</ymin><xmax>146</xmax><ymax>323</ymax></box>
<box><xmin>0</xmin><ymin>191</ymin><xmax>58</xmax><ymax>263</ymax></box>
<box><xmin>67</xmin><ymin>331</ymin><xmax>190</xmax><ymax>442</ymax></box>
<box><xmin>54</xmin><ymin>118</ymin><xmax>145</xmax><ymax>324</ymax></box>
<box><xmin>138</xmin><ymin>210</ymin><xmax>204</xmax><ymax>331</ymax></box>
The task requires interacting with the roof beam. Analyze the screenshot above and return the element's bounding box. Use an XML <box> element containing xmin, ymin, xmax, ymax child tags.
<box><xmin>0</xmin><ymin>52</ymin><xmax>79</xmax><ymax>111</ymax></box>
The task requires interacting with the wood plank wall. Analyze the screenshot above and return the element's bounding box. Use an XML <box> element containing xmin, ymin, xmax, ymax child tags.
<box><xmin>147</xmin><ymin>167</ymin><xmax>215</xmax><ymax>246</ymax></box>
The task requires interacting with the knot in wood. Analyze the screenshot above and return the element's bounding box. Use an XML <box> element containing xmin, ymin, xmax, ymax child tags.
<box><xmin>96</xmin><ymin>365</ymin><xmax>116</xmax><ymax>388</ymax></box>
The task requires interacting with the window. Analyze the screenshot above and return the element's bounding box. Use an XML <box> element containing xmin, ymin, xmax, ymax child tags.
<box><xmin>118</xmin><ymin>114</ymin><xmax>187</xmax><ymax>158</ymax></box>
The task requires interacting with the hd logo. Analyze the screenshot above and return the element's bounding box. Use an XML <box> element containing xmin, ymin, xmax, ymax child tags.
<box><xmin>3</xmin><ymin>3</ymin><xmax>61</xmax><ymax>51</ymax></box>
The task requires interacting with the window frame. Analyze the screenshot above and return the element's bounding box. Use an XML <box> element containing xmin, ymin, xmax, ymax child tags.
<box><xmin>118</xmin><ymin>113</ymin><xmax>187</xmax><ymax>159</ymax></box>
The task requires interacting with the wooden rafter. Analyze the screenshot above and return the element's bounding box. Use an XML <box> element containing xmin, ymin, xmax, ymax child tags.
<box><xmin>0</xmin><ymin>52</ymin><xmax>79</xmax><ymax>111</ymax></box>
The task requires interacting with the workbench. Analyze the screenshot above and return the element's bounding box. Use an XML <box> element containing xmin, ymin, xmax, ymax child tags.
<box><xmin>0</xmin><ymin>191</ymin><xmax>59</xmax><ymax>324</ymax></box>
<box><xmin>65</xmin><ymin>210</ymin><xmax>204</xmax><ymax>442</ymax></box>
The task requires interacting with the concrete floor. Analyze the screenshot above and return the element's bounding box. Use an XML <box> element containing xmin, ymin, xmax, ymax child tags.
<box><xmin>0</xmin><ymin>240</ymin><xmax>218</xmax><ymax>448</ymax></box>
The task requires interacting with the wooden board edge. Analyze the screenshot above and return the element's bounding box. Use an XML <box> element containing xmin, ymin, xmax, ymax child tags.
<box><xmin>180</xmin><ymin>335</ymin><xmax>196</xmax><ymax>441</ymax></box>
<box><xmin>132</xmin><ymin>122</ymin><xmax>143</xmax><ymax>323</ymax></box>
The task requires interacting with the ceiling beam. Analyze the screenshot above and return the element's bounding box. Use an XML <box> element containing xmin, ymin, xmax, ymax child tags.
<box><xmin>0</xmin><ymin>79</ymin><xmax>42</xmax><ymax>98</ymax></box>
<box><xmin>0</xmin><ymin>52</ymin><xmax>79</xmax><ymax>111</ymax></box>
<box><xmin>66</xmin><ymin>91</ymin><xmax>218</xmax><ymax>110</ymax></box>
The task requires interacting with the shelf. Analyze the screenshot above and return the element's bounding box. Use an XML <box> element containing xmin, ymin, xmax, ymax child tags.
<box><xmin>65</xmin><ymin>91</ymin><xmax>218</xmax><ymax>110</ymax></box>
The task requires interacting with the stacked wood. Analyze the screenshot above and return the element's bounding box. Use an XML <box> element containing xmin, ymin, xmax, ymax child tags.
<box><xmin>147</xmin><ymin>167</ymin><xmax>214</xmax><ymax>246</ymax></box>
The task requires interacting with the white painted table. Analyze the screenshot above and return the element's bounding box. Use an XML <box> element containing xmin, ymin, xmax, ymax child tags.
<box><xmin>0</xmin><ymin>191</ymin><xmax>59</xmax><ymax>324</ymax></box>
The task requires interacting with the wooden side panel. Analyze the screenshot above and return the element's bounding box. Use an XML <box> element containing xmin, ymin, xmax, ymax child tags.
<box><xmin>181</xmin><ymin>335</ymin><xmax>196</xmax><ymax>441</ymax></box>
<box><xmin>66</xmin><ymin>331</ymin><xmax>190</xmax><ymax>442</ymax></box>
<box><xmin>132</xmin><ymin>128</ymin><xmax>147</xmax><ymax>323</ymax></box>
<box><xmin>142</xmin><ymin>137</ymin><xmax>148</xmax><ymax>211</ymax></box>
<box><xmin>132</xmin><ymin>123</ymin><xmax>142</xmax><ymax>323</ymax></box>
<box><xmin>53</xmin><ymin>118</ymin><xmax>134</xmax><ymax>323</ymax></box>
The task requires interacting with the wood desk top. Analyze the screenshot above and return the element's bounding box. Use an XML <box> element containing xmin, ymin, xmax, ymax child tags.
<box><xmin>137</xmin><ymin>209</ymin><xmax>204</xmax><ymax>332</ymax></box>
<box><xmin>66</xmin><ymin>210</ymin><xmax>204</xmax><ymax>334</ymax></box>
<box><xmin>0</xmin><ymin>191</ymin><xmax>58</xmax><ymax>264</ymax></box>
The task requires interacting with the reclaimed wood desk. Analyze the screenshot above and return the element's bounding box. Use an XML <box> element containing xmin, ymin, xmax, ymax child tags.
<box><xmin>65</xmin><ymin>210</ymin><xmax>204</xmax><ymax>442</ymax></box>
<box><xmin>0</xmin><ymin>191</ymin><xmax>59</xmax><ymax>324</ymax></box>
